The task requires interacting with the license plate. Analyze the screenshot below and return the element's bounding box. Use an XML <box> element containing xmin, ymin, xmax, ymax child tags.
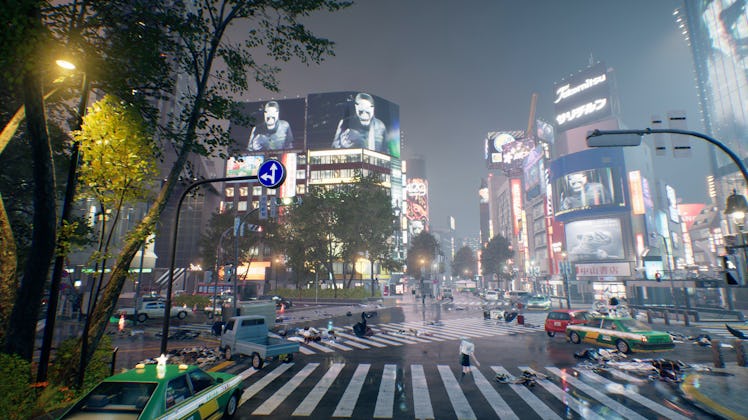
<box><xmin>554</xmin><ymin>322</ymin><xmax>560</xmax><ymax>326</ymax></box>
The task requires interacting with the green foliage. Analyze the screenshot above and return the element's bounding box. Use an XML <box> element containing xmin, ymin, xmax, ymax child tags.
<box><xmin>406</xmin><ymin>232</ymin><xmax>441</xmax><ymax>279</ymax></box>
<box><xmin>0</xmin><ymin>353</ymin><xmax>36</xmax><ymax>419</ymax></box>
<box><xmin>274</xmin><ymin>286</ymin><xmax>379</xmax><ymax>300</ymax></box>
<box><xmin>452</xmin><ymin>246</ymin><xmax>477</xmax><ymax>278</ymax></box>
<box><xmin>173</xmin><ymin>294</ymin><xmax>209</xmax><ymax>309</ymax></box>
<box><xmin>481</xmin><ymin>235</ymin><xmax>513</xmax><ymax>280</ymax></box>
<box><xmin>48</xmin><ymin>334</ymin><xmax>114</xmax><ymax>393</ymax></box>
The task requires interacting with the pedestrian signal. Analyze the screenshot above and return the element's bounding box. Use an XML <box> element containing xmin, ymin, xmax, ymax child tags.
<box><xmin>655</xmin><ymin>272</ymin><xmax>662</xmax><ymax>282</ymax></box>
<box><xmin>723</xmin><ymin>255</ymin><xmax>744</xmax><ymax>286</ymax></box>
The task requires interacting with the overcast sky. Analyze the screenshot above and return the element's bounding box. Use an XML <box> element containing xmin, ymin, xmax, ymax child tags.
<box><xmin>242</xmin><ymin>0</ymin><xmax>710</xmax><ymax>241</ymax></box>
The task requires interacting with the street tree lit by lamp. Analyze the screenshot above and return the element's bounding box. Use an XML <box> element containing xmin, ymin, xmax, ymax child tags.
<box><xmin>725</xmin><ymin>189</ymin><xmax>748</xmax><ymax>226</ymax></box>
<box><xmin>55</xmin><ymin>59</ymin><xmax>76</xmax><ymax>70</ymax></box>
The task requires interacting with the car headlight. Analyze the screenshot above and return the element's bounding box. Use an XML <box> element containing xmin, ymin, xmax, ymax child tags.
<box><xmin>640</xmin><ymin>336</ymin><xmax>648</xmax><ymax>342</ymax></box>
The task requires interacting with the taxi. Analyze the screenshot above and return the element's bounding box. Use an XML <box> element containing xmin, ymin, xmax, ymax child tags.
<box><xmin>58</xmin><ymin>361</ymin><xmax>243</xmax><ymax>419</ymax></box>
<box><xmin>566</xmin><ymin>316</ymin><xmax>674</xmax><ymax>354</ymax></box>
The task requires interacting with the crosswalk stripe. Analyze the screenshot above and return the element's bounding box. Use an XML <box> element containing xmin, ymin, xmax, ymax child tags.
<box><xmin>396</xmin><ymin>321</ymin><xmax>494</xmax><ymax>338</ymax></box>
<box><xmin>323</xmin><ymin>340</ymin><xmax>354</xmax><ymax>351</ymax></box>
<box><xmin>238</xmin><ymin>366</ymin><xmax>259</xmax><ymax>380</ymax></box>
<box><xmin>240</xmin><ymin>362</ymin><xmax>294</xmax><ymax>404</ymax></box>
<box><xmin>545</xmin><ymin>367</ymin><xmax>648</xmax><ymax>420</ymax></box>
<box><xmin>253</xmin><ymin>363</ymin><xmax>319</xmax><ymax>415</ymax></box>
<box><xmin>298</xmin><ymin>346</ymin><xmax>316</xmax><ymax>355</ymax></box>
<box><xmin>388</xmin><ymin>323</ymin><xmax>457</xmax><ymax>340</ymax></box>
<box><xmin>332</xmin><ymin>363</ymin><xmax>370</xmax><ymax>418</ymax></box>
<box><xmin>333</xmin><ymin>330</ymin><xmax>386</xmax><ymax>348</ymax></box>
<box><xmin>293</xmin><ymin>363</ymin><xmax>345</xmax><ymax>416</ymax></box>
<box><xmin>491</xmin><ymin>366</ymin><xmax>561</xmax><ymax>420</ymax></box>
<box><xmin>518</xmin><ymin>366</ymin><xmax>605</xmax><ymax>420</ymax></box>
<box><xmin>376</xmin><ymin>326</ymin><xmax>443</xmax><ymax>342</ymax></box>
<box><xmin>331</xmin><ymin>337</ymin><xmax>371</xmax><ymax>350</ymax></box>
<box><xmin>353</xmin><ymin>332</ymin><xmax>404</xmax><ymax>346</ymax></box>
<box><xmin>606</xmin><ymin>367</ymin><xmax>649</xmax><ymax>384</ymax></box>
<box><xmin>305</xmin><ymin>341</ymin><xmax>336</xmax><ymax>353</ymax></box>
<box><xmin>411</xmin><ymin>365</ymin><xmax>434</xmax><ymax>420</ymax></box>
<box><xmin>577</xmin><ymin>369</ymin><xmax>690</xmax><ymax>420</ymax></box>
<box><xmin>471</xmin><ymin>367</ymin><xmax>517</xmax><ymax>420</ymax></box>
<box><xmin>373</xmin><ymin>364</ymin><xmax>397</xmax><ymax>418</ymax></box>
<box><xmin>437</xmin><ymin>365</ymin><xmax>476</xmax><ymax>420</ymax></box>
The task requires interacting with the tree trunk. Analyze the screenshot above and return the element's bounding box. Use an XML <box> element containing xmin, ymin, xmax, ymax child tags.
<box><xmin>0</xmin><ymin>193</ymin><xmax>17</xmax><ymax>347</ymax></box>
<box><xmin>4</xmin><ymin>68</ymin><xmax>57</xmax><ymax>361</ymax></box>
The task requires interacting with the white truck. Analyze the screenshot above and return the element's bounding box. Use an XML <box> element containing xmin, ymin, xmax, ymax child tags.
<box><xmin>118</xmin><ymin>301</ymin><xmax>188</xmax><ymax>323</ymax></box>
<box><xmin>220</xmin><ymin>315</ymin><xmax>299</xmax><ymax>369</ymax></box>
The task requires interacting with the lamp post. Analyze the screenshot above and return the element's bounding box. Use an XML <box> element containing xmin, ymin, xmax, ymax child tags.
<box><xmin>160</xmin><ymin>175</ymin><xmax>257</xmax><ymax>355</ymax></box>
<box><xmin>41</xmin><ymin>60</ymin><xmax>90</xmax><ymax>384</ymax></box>
<box><xmin>419</xmin><ymin>257</ymin><xmax>426</xmax><ymax>305</ymax></box>
<box><xmin>561</xmin><ymin>252</ymin><xmax>572</xmax><ymax>310</ymax></box>
<box><xmin>724</xmin><ymin>189</ymin><xmax>748</xmax><ymax>292</ymax></box>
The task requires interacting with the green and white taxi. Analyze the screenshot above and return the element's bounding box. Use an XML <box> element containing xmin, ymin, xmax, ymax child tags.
<box><xmin>58</xmin><ymin>360</ymin><xmax>243</xmax><ymax>420</ymax></box>
<box><xmin>566</xmin><ymin>316</ymin><xmax>675</xmax><ymax>354</ymax></box>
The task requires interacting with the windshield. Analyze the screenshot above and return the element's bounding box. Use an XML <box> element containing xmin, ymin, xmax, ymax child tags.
<box><xmin>61</xmin><ymin>381</ymin><xmax>157</xmax><ymax>419</ymax></box>
<box><xmin>619</xmin><ymin>318</ymin><xmax>652</xmax><ymax>331</ymax></box>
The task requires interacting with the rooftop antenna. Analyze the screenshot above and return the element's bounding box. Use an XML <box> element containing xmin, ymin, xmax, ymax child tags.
<box><xmin>588</xmin><ymin>53</ymin><xmax>595</xmax><ymax>66</ymax></box>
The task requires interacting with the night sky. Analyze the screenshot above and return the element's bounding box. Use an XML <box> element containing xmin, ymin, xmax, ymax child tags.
<box><xmin>242</xmin><ymin>0</ymin><xmax>710</xmax><ymax>241</ymax></box>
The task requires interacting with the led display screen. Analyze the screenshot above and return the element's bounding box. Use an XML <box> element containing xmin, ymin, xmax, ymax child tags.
<box><xmin>306</xmin><ymin>91</ymin><xmax>400</xmax><ymax>157</ymax></box>
<box><xmin>228</xmin><ymin>98</ymin><xmax>306</xmax><ymax>153</ymax></box>
<box><xmin>554</xmin><ymin>167</ymin><xmax>618</xmax><ymax>213</ymax></box>
<box><xmin>406</xmin><ymin>178</ymin><xmax>428</xmax><ymax>237</ymax></box>
<box><xmin>565</xmin><ymin>218</ymin><xmax>624</xmax><ymax>262</ymax></box>
<box><xmin>225</xmin><ymin>155</ymin><xmax>264</xmax><ymax>179</ymax></box>
<box><xmin>553</xmin><ymin>62</ymin><xmax>612</xmax><ymax>132</ymax></box>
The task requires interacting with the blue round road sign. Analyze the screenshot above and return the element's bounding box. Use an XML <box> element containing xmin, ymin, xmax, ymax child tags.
<box><xmin>257</xmin><ymin>159</ymin><xmax>286</xmax><ymax>189</ymax></box>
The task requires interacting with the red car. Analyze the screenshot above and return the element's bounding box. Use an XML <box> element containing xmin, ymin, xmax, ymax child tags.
<box><xmin>544</xmin><ymin>309</ymin><xmax>594</xmax><ymax>337</ymax></box>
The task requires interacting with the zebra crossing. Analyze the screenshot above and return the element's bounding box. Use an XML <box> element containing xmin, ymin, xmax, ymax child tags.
<box><xmin>689</xmin><ymin>322</ymin><xmax>748</xmax><ymax>343</ymax></box>
<box><xmin>226</xmin><ymin>361</ymin><xmax>693</xmax><ymax>419</ymax></box>
<box><xmin>290</xmin><ymin>315</ymin><xmax>546</xmax><ymax>355</ymax></box>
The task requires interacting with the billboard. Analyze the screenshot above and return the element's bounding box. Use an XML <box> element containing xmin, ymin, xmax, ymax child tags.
<box><xmin>225</xmin><ymin>155</ymin><xmax>264</xmax><ymax>179</ymax></box>
<box><xmin>228</xmin><ymin>98</ymin><xmax>306</xmax><ymax>153</ymax></box>
<box><xmin>306</xmin><ymin>91</ymin><xmax>400</xmax><ymax>157</ymax></box>
<box><xmin>405</xmin><ymin>178</ymin><xmax>428</xmax><ymax>238</ymax></box>
<box><xmin>523</xmin><ymin>145</ymin><xmax>544</xmax><ymax>200</ymax></box>
<box><xmin>484</xmin><ymin>130</ymin><xmax>535</xmax><ymax>172</ymax></box>
<box><xmin>565</xmin><ymin>218</ymin><xmax>624</xmax><ymax>262</ymax></box>
<box><xmin>553</xmin><ymin>62</ymin><xmax>612</xmax><ymax>132</ymax></box>
<box><xmin>550</xmin><ymin>148</ymin><xmax>627</xmax><ymax>220</ymax></box>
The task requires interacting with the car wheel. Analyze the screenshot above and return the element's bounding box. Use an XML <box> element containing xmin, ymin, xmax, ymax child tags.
<box><xmin>224</xmin><ymin>346</ymin><xmax>232</xmax><ymax>361</ymax></box>
<box><xmin>177</xmin><ymin>311</ymin><xmax>187</xmax><ymax>319</ymax></box>
<box><xmin>570</xmin><ymin>331</ymin><xmax>581</xmax><ymax>344</ymax></box>
<box><xmin>616</xmin><ymin>339</ymin><xmax>630</xmax><ymax>354</ymax></box>
<box><xmin>224</xmin><ymin>392</ymin><xmax>239</xmax><ymax>418</ymax></box>
<box><xmin>137</xmin><ymin>313</ymin><xmax>148</xmax><ymax>323</ymax></box>
<box><xmin>546</xmin><ymin>331</ymin><xmax>556</xmax><ymax>337</ymax></box>
<box><xmin>252</xmin><ymin>352</ymin><xmax>264</xmax><ymax>369</ymax></box>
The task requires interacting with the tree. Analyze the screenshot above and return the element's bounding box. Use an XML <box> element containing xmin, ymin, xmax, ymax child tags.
<box><xmin>452</xmin><ymin>246</ymin><xmax>476</xmax><ymax>278</ymax></box>
<box><xmin>406</xmin><ymin>231</ymin><xmax>441</xmax><ymax>280</ymax></box>
<box><xmin>41</xmin><ymin>0</ymin><xmax>350</xmax><ymax>387</ymax></box>
<box><xmin>481</xmin><ymin>235</ymin><xmax>513</xmax><ymax>285</ymax></box>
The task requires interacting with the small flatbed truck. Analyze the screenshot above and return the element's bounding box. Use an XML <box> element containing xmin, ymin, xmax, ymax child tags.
<box><xmin>220</xmin><ymin>315</ymin><xmax>299</xmax><ymax>369</ymax></box>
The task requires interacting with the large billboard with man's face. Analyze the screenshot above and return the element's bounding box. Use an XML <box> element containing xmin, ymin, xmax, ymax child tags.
<box><xmin>565</xmin><ymin>218</ymin><xmax>625</xmax><ymax>262</ymax></box>
<box><xmin>306</xmin><ymin>92</ymin><xmax>400</xmax><ymax>157</ymax></box>
<box><xmin>228</xmin><ymin>98</ymin><xmax>306</xmax><ymax>154</ymax></box>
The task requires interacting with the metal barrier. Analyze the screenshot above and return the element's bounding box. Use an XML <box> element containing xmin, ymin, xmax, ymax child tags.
<box><xmin>631</xmin><ymin>305</ymin><xmax>744</xmax><ymax>323</ymax></box>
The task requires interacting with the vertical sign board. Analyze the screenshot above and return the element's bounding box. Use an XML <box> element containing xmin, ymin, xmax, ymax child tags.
<box><xmin>259</xmin><ymin>195</ymin><xmax>268</xmax><ymax>220</ymax></box>
<box><xmin>651</xmin><ymin>115</ymin><xmax>667</xmax><ymax>156</ymax></box>
<box><xmin>667</xmin><ymin>110</ymin><xmax>691</xmax><ymax>158</ymax></box>
<box><xmin>510</xmin><ymin>178</ymin><xmax>523</xmax><ymax>236</ymax></box>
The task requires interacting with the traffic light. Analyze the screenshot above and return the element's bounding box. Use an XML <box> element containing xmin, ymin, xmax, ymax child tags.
<box><xmin>723</xmin><ymin>255</ymin><xmax>744</xmax><ymax>286</ymax></box>
<box><xmin>655</xmin><ymin>272</ymin><xmax>662</xmax><ymax>282</ymax></box>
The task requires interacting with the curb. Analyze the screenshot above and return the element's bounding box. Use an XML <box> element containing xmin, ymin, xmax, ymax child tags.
<box><xmin>681</xmin><ymin>373</ymin><xmax>748</xmax><ymax>420</ymax></box>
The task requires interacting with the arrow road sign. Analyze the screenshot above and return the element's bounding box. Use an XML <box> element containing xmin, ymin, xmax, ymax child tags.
<box><xmin>257</xmin><ymin>159</ymin><xmax>286</xmax><ymax>189</ymax></box>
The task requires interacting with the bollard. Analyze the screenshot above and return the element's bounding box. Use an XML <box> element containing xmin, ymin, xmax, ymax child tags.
<box><xmin>663</xmin><ymin>310</ymin><xmax>670</xmax><ymax>326</ymax></box>
<box><xmin>684</xmin><ymin>311</ymin><xmax>690</xmax><ymax>327</ymax></box>
<box><xmin>711</xmin><ymin>340</ymin><xmax>725</xmax><ymax>368</ymax></box>
<box><xmin>735</xmin><ymin>340</ymin><xmax>747</xmax><ymax>367</ymax></box>
<box><xmin>646</xmin><ymin>310</ymin><xmax>653</xmax><ymax>324</ymax></box>
<box><xmin>111</xmin><ymin>347</ymin><xmax>119</xmax><ymax>376</ymax></box>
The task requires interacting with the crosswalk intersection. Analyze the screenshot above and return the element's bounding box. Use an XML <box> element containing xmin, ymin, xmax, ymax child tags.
<box><xmin>288</xmin><ymin>314</ymin><xmax>548</xmax><ymax>355</ymax></box>
<box><xmin>225</xmin><ymin>361</ymin><xmax>695</xmax><ymax>419</ymax></box>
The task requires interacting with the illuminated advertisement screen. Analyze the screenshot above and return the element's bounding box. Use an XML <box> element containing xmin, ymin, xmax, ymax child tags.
<box><xmin>306</xmin><ymin>91</ymin><xmax>400</xmax><ymax>158</ymax></box>
<box><xmin>565</xmin><ymin>218</ymin><xmax>624</xmax><ymax>262</ymax></box>
<box><xmin>484</xmin><ymin>130</ymin><xmax>528</xmax><ymax>170</ymax></box>
<box><xmin>553</xmin><ymin>62</ymin><xmax>612</xmax><ymax>132</ymax></box>
<box><xmin>687</xmin><ymin>1</ymin><xmax>748</xmax><ymax>169</ymax></box>
<box><xmin>550</xmin><ymin>148</ymin><xmax>626</xmax><ymax>220</ymax></box>
<box><xmin>523</xmin><ymin>145</ymin><xmax>544</xmax><ymax>200</ymax></box>
<box><xmin>228</xmin><ymin>98</ymin><xmax>306</xmax><ymax>153</ymax></box>
<box><xmin>678</xmin><ymin>203</ymin><xmax>706</xmax><ymax>231</ymax></box>
<box><xmin>225</xmin><ymin>155</ymin><xmax>264</xmax><ymax>179</ymax></box>
<box><xmin>511</xmin><ymin>178</ymin><xmax>522</xmax><ymax>236</ymax></box>
<box><xmin>278</xmin><ymin>153</ymin><xmax>297</xmax><ymax>199</ymax></box>
<box><xmin>406</xmin><ymin>178</ymin><xmax>428</xmax><ymax>237</ymax></box>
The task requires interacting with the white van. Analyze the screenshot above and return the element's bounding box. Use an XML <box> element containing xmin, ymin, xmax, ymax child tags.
<box><xmin>485</xmin><ymin>290</ymin><xmax>500</xmax><ymax>301</ymax></box>
<box><xmin>505</xmin><ymin>290</ymin><xmax>530</xmax><ymax>302</ymax></box>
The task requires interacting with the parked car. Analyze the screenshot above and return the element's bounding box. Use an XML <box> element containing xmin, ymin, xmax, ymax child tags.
<box><xmin>253</xmin><ymin>295</ymin><xmax>293</xmax><ymax>309</ymax></box>
<box><xmin>544</xmin><ymin>309</ymin><xmax>593</xmax><ymax>337</ymax></box>
<box><xmin>526</xmin><ymin>295</ymin><xmax>552</xmax><ymax>310</ymax></box>
<box><xmin>566</xmin><ymin>316</ymin><xmax>675</xmax><ymax>354</ymax></box>
<box><xmin>505</xmin><ymin>290</ymin><xmax>531</xmax><ymax>303</ymax></box>
<box><xmin>484</xmin><ymin>290</ymin><xmax>500</xmax><ymax>301</ymax></box>
<box><xmin>58</xmin><ymin>363</ymin><xmax>243</xmax><ymax>419</ymax></box>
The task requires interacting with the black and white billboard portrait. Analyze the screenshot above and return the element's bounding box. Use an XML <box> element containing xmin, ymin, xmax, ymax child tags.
<box><xmin>565</xmin><ymin>218</ymin><xmax>624</xmax><ymax>262</ymax></box>
<box><xmin>228</xmin><ymin>98</ymin><xmax>306</xmax><ymax>153</ymax></box>
<box><xmin>555</xmin><ymin>168</ymin><xmax>615</xmax><ymax>213</ymax></box>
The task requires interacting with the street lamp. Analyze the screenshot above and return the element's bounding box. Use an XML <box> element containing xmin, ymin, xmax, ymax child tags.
<box><xmin>724</xmin><ymin>189</ymin><xmax>748</xmax><ymax>287</ymax></box>
<box><xmin>560</xmin><ymin>252</ymin><xmax>572</xmax><ymax>310</ymax></box>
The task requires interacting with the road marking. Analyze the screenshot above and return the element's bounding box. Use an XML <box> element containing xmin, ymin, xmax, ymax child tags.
<box><xmin>492</xmin><ymin>366</ymin><xmax>561</xmax><ymax>420</ymax></box>
<box><xmin>373</xmin><ymin>364</ymin><xmax>397</xmax><ymax>418</ymax></box>
<box><xmin>333</xmin><ymin>331</ymin><xmax>385</xmax><ymax>348</ymax></box>
<box><xmin>253</xmin><ymin>363</ymin><xmax>319</xmax><ymax>415</ymax></box>
<box><xmin>333</xmin><ymin>363</ymin><xmax>370</xmax><ymax>418</ymax></box>
<box><xmin>519</xmin><ymin>366</ymin><xmax>604</xmax><ymax>420</ymax></box>
<box><xmin>322</xmin><ymin>340</ymin><xmax>354</xmax><ymax>351</ymax></box>
<box><xmin>577</xmin><ymin>369</ymin><xmax>689</xmax><ymax>420</ymax></box>
<box><xmin>472</xmin><ymin>368</ymin><xmax>518</xmax><ymax>420</ymax></box>
<box><xmin>305</xmin><ymin>341</ymin><xmax>335</xmax><ymax>353</ymax></box>
<box><xmin>411</xmin><ymin>364</ymin><xmax>434</xmax><ymax>420</ymax></box>
<box><xmin>298</xmin><ymin>346</ymin><xmax>316</xmax><ymax>355</ymax></box>
<box><xmin>437</xmin><ymin>365</ymin><xmax>476</xmax><ymax>420</ymax></box>
<box><xmin>207</xmin><ymin>360</ymin><xmax>234</xmax><ymax>372</ymax></box>
<box><xmin>293</xmin><ymin>363</ymin><xmax>345</xmax><ymax>416</ymax></box>
<box><xmin>239</xmin><ymin>362</ymin><xmax>293</xmax><ymax>404</ymax></box>
<box><xmin>545</xmin><ymin>367</ymin><xmax>647</xmax><ymax>420</ymax></box>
